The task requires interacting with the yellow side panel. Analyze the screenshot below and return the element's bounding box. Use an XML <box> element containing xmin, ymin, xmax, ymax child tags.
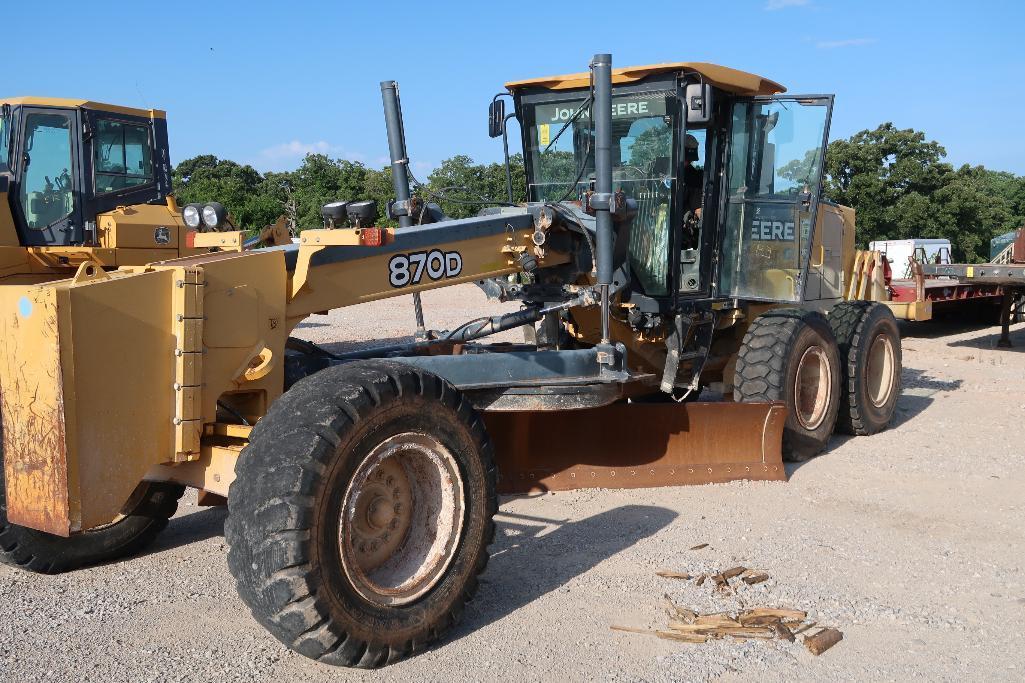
<box><xmin>287</xmin><ymin>232</ymin><xmax>550</xmax><ymax>320</ymax></box>
<box><xmin>97</xmin><ymin>203</ymin><xmax>184</xmax><ymax>249</ymax></box>
<box><xmin>196</xmin><ymin>251</ymin><xmax>288</xmax><ymax>421</ymax></box>
<box><xmin>61</xmin><ymin>270</ymin><xmax>181</xmax><ymax>530</ymax></box>
<box><xmin>0</xmin><ymin>285</ymin><xmax>71</xmax><ymax>535</ymax></box>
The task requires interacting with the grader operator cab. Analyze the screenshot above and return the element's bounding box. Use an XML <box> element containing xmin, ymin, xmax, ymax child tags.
<box><xmin>0</xmin><ymin>98</ymin><xmax>287</xmax><ymax>276</ymax></box>
<box><xmin>0</xmin><ymin>55</ymin><xmax>900</xmax><ymax>668</ymax></box>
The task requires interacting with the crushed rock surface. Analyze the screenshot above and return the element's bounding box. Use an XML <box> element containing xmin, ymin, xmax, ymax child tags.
<box><xmin>1</xmin><ymin>285</ymin><xmax>1023</xmax><ymax>682</ymax></box>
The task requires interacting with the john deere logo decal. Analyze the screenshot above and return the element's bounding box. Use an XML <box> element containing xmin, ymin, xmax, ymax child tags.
<box><xmin>154</xmin><ymin>226</ymin><xmax>171</xmax><ymax>245</ymax></box>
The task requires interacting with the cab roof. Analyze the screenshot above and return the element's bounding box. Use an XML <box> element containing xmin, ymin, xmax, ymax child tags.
<box><xmin>505</xmin><ymin>62</ymin><xmax>785</xmax><ymax>96</ymax></box>
<box><xmin>0</xmin><ymin>97</ymin><xmax>166</xmax><ymax>119</ymax></box>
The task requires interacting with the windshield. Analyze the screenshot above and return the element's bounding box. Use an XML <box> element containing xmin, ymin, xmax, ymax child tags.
<box><xmin>0</xmin><ymin>108</ymin><xmax>10</xmax><ymax>172</ymax></box>
<box><xmin>523</xmin><ymin>89</ymin><xmax>679</xmax><ymax>294</ymax></box>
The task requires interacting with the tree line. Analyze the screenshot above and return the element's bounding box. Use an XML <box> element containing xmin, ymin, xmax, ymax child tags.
<box><xmin>172</xmin><ymin>153</ymin><xmax>526</xmax><ymax>233</ymax></box>
<box><xmin>174</xmin><ymin>123</ymin><xmax>1025</xmax><ymax>263</ymax></box>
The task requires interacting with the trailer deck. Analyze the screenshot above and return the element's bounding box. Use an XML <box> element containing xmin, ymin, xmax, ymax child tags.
<box><xmin>921</xmin><ymin>262</ymin><xmax>1025</xmax><ymax>346</ymax></box>
<box><xmin>921</xmin><ymin>262</ymin><xmax>1025</xmax><ymax>284</ymax></box>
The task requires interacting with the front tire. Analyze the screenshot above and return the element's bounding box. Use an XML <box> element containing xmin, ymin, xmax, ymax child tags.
<box><xmin>734</xmin><ymin>309</ymin><xmax>842</xmax><ymax>461</ymax></box>
<box><xmin>225</xmin><ymin>360</ymin><xmax>496</xmax><ymax>668</ymax></box>
<box><xmin>829</xmin><ymin>302</ymin><xmax>902</xmax><ymax>435</ymax></box>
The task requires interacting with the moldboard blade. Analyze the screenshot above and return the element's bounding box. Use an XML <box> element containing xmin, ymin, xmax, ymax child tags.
<box><xmin>484</xmin><ymin>401</ymin><xmax>787</xmax><ymax>493</ymax></box>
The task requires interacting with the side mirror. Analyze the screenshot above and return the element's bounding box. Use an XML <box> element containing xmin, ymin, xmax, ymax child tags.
<box><xmin>488</xmin><ymin>99</ymin><xmax>505</xmax><ymax>139</ymax></box>
<box><xmin>684</xmin><ymin>83</ymin><xmax>713</xmax><ymax>127</ymax></box>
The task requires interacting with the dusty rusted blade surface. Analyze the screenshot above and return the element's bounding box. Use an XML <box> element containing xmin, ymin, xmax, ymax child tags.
<box><xmin>485</xmin><ymin>401</ymin><xmax>787</xmax><ymax>493</ymax></box>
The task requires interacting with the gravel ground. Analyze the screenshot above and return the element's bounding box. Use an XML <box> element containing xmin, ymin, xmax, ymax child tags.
<box><xmin>1</xmin><ymin>285</ymin><xmax>1023</xmax><ymax>682</ymax></box>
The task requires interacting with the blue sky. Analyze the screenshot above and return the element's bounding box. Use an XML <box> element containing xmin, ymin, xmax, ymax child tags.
<box><xmin>11</xmin><ymin>1</ymin><xmax>1025</xmax><ymax>175</ymax></box>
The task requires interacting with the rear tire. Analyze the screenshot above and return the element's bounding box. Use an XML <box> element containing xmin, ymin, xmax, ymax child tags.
<box><xmin>828</xmin><ymin>302</ymin><xmax>902</xmax><ymax>435</ymax></box>
<box><xmin>734</xmin><ymin>309</ymin><xmax>841</xmax><ymax>462</ymax></box>
<box><xmin>225</xmin><ymin>360</ymin><xmax>496</xmax><ymax>668</ymax></box>
<box><xmin>0</xmin><ymin>420</ymin><xmax>184</xmax><ymax>574</ymax></box>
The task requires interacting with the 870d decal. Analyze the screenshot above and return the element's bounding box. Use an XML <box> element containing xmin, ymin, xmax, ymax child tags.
<box><xmin>388</xmin><ymin>250</ymin><xmax>463</xmax><ymax>288</ymax></box>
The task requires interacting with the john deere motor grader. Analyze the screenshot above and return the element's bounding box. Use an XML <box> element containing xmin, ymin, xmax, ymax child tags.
<box><xmin>0</xmin><ymin>55</ymin><xmax>900</xmax><ymax>667</ymax></box>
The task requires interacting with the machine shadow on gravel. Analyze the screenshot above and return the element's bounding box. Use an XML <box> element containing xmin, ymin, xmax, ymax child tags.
<box><xmin>946</xmin><ymin>325</ymin><xmax>1025</xmax><ymax>352</ymax></box>
<box><xmin>786</xmin><ymin>366</ymin><xmax>954</xmax><ymax>477</ymax></box>
<box><xmin>451</xmin><ymin>504</ymin><xmax>676</xmax><ymax>637</ymax></box>
<box><xmin>135</xmin><ymin>507</ymin><xmax>227</xmax><ymax>559</ymax></box>
<box><xmin>899</xmin><ymin>319</ymin><xmax>1017</xmax><ymax>341</ymax></box>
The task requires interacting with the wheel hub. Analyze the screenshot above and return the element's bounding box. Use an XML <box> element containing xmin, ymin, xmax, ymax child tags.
<box><xmin>795</xmin><ymin>345</ymin><xmax>831</xmax><ymax>431</ymax></box>
<box><xmin>340</xmin><ymin>432</ymin><xmax>465</xmax><ymax>607</ymax></box>
<box><xmin>866</xmin><ymin>333</ymin><xmax>896</xmax><ymax>408</ymax></box>
<box><xmin>349</xmin><ymin>458</ymin><xmax>412</xmax><ymax>572</ymax></box>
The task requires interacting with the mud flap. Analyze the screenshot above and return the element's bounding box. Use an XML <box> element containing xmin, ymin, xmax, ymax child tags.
<box><xmin>484</xmin><ymin>401</ymin><xmax>787</xmax><ymax>494</ymax></box>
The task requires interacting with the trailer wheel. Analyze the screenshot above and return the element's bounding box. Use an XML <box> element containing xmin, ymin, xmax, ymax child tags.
<box><xmin>828</xmin><ymin>302</ymin><xmax>902</xmax><ymax>435</ymax></box>
<box><xmin>734</xmin><ymin>309</ymin><xmax>841</xmax><ymax>461</ymax></box>
<box><xmin>0</xmin><ymin>423</ymin><xmax>184</xmax><ymax>573</ymax></box>
<box><xmin>225</xmin><ymin>360</ymin><xmax>496</xmax><ymax>668</ymax></box>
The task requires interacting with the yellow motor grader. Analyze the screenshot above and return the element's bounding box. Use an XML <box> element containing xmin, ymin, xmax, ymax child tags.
<box><xmin>0</xmin><ymin>55</ymin><xmax>900</xmax><ymax>668</ymax></box>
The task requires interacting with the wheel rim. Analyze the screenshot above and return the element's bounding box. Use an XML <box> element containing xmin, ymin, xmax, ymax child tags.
<box><xmin>794</xmin><ymin>345</ymin><xmax>831</xmax><ymax>431</ymax></box>
<box><xmin>866</xmin><ymin>333</ymin><xmax>896</xmax><ymax>408</ymax></box>
<box><xmin>340</xmin><ymin>432</ymin><xmax>465</xmax><ymax>607</ymax></box>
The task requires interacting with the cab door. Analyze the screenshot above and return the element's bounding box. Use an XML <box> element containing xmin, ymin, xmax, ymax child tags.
<box><xmin>717</xmin><ymin>96</ymin><xmax>833</xmax><ymax>302</ymax></box>
<box><xmin>13</xmin><ymin>107</ymin><xmax>83</xmax><ymax>246</ymax></box>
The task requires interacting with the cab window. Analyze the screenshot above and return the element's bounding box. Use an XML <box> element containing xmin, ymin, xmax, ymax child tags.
<box><xmin>19</xmin><ymin>113</ymin><xmax>74</xmax><ymax>230</ymax></box>
<box><xmin>94</xmin><ymin>119</ymin><xmax>153</xmax><ymax>194</ymax></box>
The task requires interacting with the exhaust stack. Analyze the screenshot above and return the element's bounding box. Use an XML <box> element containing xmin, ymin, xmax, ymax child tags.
<box><xmin>591</xmin><ymin>53</ymin><xmax>614</xmax><ymax>346</ymax></box>
<box><xmin>380</xmin><ymin>80</ymin><xmax>426</xmax><ymax>337</ymax></box>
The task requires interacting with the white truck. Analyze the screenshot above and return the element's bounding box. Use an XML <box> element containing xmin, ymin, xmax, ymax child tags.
<box><xmin>869</xmin><ymin>238</ymin><xmax>952</xmax><ymax>278</ymax></box>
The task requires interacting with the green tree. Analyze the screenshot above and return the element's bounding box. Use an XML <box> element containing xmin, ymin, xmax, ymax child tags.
<box><xmin>363</xmin><ymin>166</ymin><xmax>400</xmax><ymax>227</ymax></box>
<box><xmin>289</xmin><ymin>155</ymin><xmax>370</xmax><ymax>228</ymax></box>
<box><xmin>173</xmin><ymin>155</ymin><xmax>281</xmax><ymax>228</ymax></box>
<box><xmin>821</xmin><ymin>122</ymin><xmax>1019</xmax><ymax>261</ymax></box>
<box><xmin>980</xmin><ymin>169</ymin><xmax>1025</xmax><ymax>232</ymax></box>
<box><xmin>423</xmin><ymin>154</ymin><xmax>526</xmax><ymax>219</ymax></box>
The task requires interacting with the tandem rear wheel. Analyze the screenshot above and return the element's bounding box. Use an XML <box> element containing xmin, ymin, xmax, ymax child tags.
<box><xmin>828</xmin><ymin>301</ymin><xmax>902</xmax><ymax>435</ymax></box>
<box><xmin>225</xmin><ymin>360</ymin><xmax>496</xmax><ymax>669</ymax></box>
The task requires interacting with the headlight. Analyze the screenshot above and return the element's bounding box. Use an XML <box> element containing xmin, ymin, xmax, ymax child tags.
<box><xmin>182</xmin><ymin>204</ymin><xmax>202</xmax><ymax>229</ymax></box>
<box><xmin>202</xmin><ymin>202</ymin><xmax>227</xmax><ymax>230</ymax></box>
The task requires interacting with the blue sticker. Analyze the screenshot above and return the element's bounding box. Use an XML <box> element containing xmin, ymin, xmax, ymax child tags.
<box><xmin>17</xmin><ymin>297</ymin><xmax>32</xmax><ymax>319</ymax></box>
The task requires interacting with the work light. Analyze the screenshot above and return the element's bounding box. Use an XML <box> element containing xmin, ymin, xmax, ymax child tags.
<box><xmin>201</xmin><ymin>202</ymin><xmax>227</xmax><ymax>230</ymax></box>
<box><xmin>182</xmin><ymin>204</ymin><xmax>202</xmax><ymax>229</ymax></box>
